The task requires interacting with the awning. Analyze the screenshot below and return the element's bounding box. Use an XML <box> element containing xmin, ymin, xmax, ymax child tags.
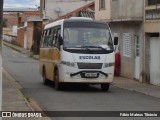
<box><xmin>79</xmin><ymin>11</ymin><xmax>94</xmax><ymax>19</ymax></box>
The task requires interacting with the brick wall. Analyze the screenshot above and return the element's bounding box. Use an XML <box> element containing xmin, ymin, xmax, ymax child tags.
<box><xmin>3</xmin><ymin>14</ymin><xmax>18</xmax><ymax>27</ymax></box>
<box><xmin>3</xmin><ymin>11</ymin><xmax>40</xmax><ymax>27</ymax></box>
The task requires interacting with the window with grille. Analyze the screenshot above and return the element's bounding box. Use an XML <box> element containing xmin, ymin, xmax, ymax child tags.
<box><xmin>147</xmin><ymin>0</ymin><xmax>160</xmax><ymax>6</ymax></box>
<box><xmin>123</xmin><ymin>33</ymin><xmax>131</xmax><ymax>57</ymax></box>
<box><xmin>99</xmin><ymin>0</ymin><xmax>105</xmax><ymax>10</ymax></box>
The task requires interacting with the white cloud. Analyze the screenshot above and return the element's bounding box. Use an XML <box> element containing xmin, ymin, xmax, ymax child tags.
<box><xmin>4</xmin><ymin>0</ymin><xmax>40</xmax><ymax>8</ymax></box>
<box><xmin>4</xmin><ymin>3</ymin><xmax>24</xmax><ymax>8</ymax></box>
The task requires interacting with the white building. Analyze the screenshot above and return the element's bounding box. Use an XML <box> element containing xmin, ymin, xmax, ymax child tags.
<box><xmin>95</xmin><ymin>0</ymin><xmax>144</xmax><ymax>82</ymax></box>
<box><xmin>40</xmin><ymin>0</ymin><xmax>94</xmax><ymax>20</ymax></box>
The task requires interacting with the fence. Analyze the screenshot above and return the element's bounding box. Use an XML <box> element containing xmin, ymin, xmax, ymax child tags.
<box><xmin>3</xmin><ymin>34</ymin><xmax>17</xmax><ymax>45</ymax></box>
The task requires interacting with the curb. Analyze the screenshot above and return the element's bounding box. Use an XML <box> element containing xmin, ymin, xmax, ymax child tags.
<box><xmin>3</xmin><ymin>41</ymin><xmax>39</xmax><ymax>60</ymax></box>
<box><xmin>113</xmin><ymin>77</ymin><xmax>160</xmax><ymax>99</ymax></box>
<box><xmin>3</xmin><ymin>69</ymin><xmax>51</xmax><ymax>119</ymax></box>
<box><xmin>3</xmin><ymin>41</ymin><xmax>21</xmax><ymax>53</ymax></box>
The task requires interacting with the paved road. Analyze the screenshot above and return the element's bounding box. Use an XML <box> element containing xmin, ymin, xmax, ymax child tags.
<box><xmin>2</xmin><ymin>45</ymin><xmax>160</xmax><ymax>120</ymax></box>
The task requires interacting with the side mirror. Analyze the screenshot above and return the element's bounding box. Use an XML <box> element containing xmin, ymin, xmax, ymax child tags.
<box><xmin>114</xmin><ymin>37</ymin><xmax>118</xmax><ymax>45</ymax></box>
<box><xmin>58</xmin><ymin>36</ymin><xmax>63</xmax><ymax>45</ymax></box>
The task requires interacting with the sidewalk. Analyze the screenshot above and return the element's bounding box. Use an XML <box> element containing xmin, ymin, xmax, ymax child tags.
<box><xmin>113</xmin><ymin>77</ymin><xmax>160</xmax><ymax>99</ymax></box>
<box><xmin>3</xmin><ymin>41</ymin><xmax>39</xmax><ymax>60</ymax></box>
<box><xmin>2</xmin><ymin>70</ymin><xmax>51</xmax><ymax>120</ymax></box>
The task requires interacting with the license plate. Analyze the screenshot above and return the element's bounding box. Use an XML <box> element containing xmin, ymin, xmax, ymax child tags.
<box><xmin>85</xmin><ymin>73</ymin><xmax>97</xmax><ymax>77</ymax></box>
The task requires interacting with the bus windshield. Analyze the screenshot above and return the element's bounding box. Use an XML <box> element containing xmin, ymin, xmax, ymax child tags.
<box><xmin>63</xmin><ymin>22</ymin><xmax>114</xmax><ymax>53</ymax></box>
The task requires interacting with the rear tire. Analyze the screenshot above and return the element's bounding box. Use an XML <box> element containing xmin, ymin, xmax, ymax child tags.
<box><xmin>43</xmin><ymin>69</ymin><xmax>48</xmax><ymax>85</ymax></box>
<box><xmin>101</xmin><ymin>83</ymin><xmax>110</xmax><ymax>91</ymax></box>
<box><xmin>54</xmin><ymin>69</ymin><xmax>61</xmax><ymax>90</ymax></box>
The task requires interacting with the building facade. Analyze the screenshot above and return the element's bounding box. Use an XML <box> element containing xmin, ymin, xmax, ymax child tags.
<box><xmin>3</xmin><ymin>13</ymin><xmax>18</xmax><ymax>28</ymax></box>
<box><xmin>144</xmin><ymin>0</ymin><xmax>160</xmax><ymax>85</ymax></box>
<box><xmin>16</xmin><ymin>11</ymin><xmax>41</xmax><ymax>48</ymax></box>
<box><xmin>40</xmin><ymin>0</ymin><xmax>94</xmax><ymax>20</ymax></box>
<box><xmin>95</xmin><ymin>0</ymin><xmax>144</xmax><ymax>82</ymax></box>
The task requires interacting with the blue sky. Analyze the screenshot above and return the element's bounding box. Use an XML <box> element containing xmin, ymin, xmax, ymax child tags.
<box><xmin>4</xmin><ymin>0</ymin><xmax>40</xmax><ymax>8</ymax></box>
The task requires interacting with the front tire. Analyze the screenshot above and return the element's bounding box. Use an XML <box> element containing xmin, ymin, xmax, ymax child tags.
<box><xmin>101</xmin><ymin>83</ymin><xmax>110</xmax><ymax>91</ymax></box>
<box><xmin>54</xmin><ymin>69</ymin><xmax>61</xmax><ymax>90</ymax></box>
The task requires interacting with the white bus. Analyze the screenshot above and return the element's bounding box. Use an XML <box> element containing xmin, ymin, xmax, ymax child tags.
<box><xmin>39</xmin><ymin>17</ymin><xmax>118</xmax><ymax>91</ymax></box>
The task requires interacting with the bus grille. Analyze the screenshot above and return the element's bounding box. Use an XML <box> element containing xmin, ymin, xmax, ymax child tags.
<box><xmin>77</xmin><ymin>63</ymin><xmax>102</xmax><ymax>69</ymax></box>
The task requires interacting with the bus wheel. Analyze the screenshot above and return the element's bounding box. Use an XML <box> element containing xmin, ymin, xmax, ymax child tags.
<box><xmin>54</xmin><ymin>69</ymin><xmax>61</xmax><ymax>90</ymax></box>
<box><xmin>43</xmin><ymin>69</ymin><xmax>48</xmax><ymax>85</ymax></box>
<box><xmin>101</xmin><ymin>83</ymin><xmax>110</xmax><ymax>91</ymax></box>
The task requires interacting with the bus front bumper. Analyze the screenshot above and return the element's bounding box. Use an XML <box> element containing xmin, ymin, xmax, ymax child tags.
<box><xmin>59</xmin><ymin>71</ymin><xmax>113</xmax><ymax>83</ymax></box>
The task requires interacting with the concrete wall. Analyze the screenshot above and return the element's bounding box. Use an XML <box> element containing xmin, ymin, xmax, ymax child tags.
<box><xmin>3</xmin><ymin>28</ymin><xmax>12</xmax><ymax>35</ymax></box>
<box><xmin>43</xmin><ymin>0</ymin><xmax>94</xmax><ymax>20</ymax></box>
<box><xmin>110</xmin><ymin>22</ymin><xmax>143</xmax><ymax>80</ymax></box>
<box><xmin>27</xmin><ymin>22</ymin><xmax>34</xmax><ymax>50</ymax></box>
<box><xmin>95</xmin><ymin>0</ymin><xmax>111</xmax><ymax>20</ymax></box>
<box><xmin>3</xmin><ymin>34</ymin><xmax>17</xmax><ymax>44</ymax></box>
<box><xmin>143</xmin><ymin>33</ymin><xmax>150</xmax><ymax>83</ymax></box>
<box><xmin>3</xmin><ymin>14</ymin><xmax>18</xmax><ymax>27</ymax></box>
<box><xmin>95</xmin><ymin>0</ymin><xmax>143</xmax><ymax>20</ymax></box>
<box><xmin>111</xmin><ymin>0</ymin><xmax>143</xmax><ymax>19</ymax></box>
<box><xmin>17</xmin><ymin>28</ymin><xmax>24</xmax><ymax>47</ymax></box>
<box><xmin>144</xmin><ymin>22</ymin><xmax>160</xmax><ymax>33</ymax></box>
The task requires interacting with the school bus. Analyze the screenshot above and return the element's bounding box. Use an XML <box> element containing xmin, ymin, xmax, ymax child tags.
<box><xmin>39</xmin><ymin>17</ymin><xmax>118</xmax><ymax>91</ymax></box>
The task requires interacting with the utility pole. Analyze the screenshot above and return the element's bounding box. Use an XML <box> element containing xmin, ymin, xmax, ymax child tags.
<box><xmin>0</xmin><ymin>0</ymin><xmax>3</xmax><ymax>116</ymax></box>
<box><xmin>40</xmin><ymin>0</ymin><xmax>45</xmax><ymax>18</ymax></box>
<box><xmin>0</xmin><ymin>0</ymin><xmax>3</xmax><ymax>49</ymax></box>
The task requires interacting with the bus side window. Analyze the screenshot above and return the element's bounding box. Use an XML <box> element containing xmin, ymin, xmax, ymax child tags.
<box><xmin>48</xmin><ymin>29</ymin><xmax>53</xmax><ymax>47</ymax></box>
<box><xmin>41</xmin><ymin>30</ymin><xmax>45</xmax><ymax>47</ymax></box>
<box><xmin>54</xmin><ymin>27</ymin><xmax>61</xmax><ymax>49</ymax></box>
<box><xmin>51</xmin><ymin>28</ymin><xmax>56</xmax><ymax>47</ymax></box>
<box><xmin>42</xmin><ymin>30</ymin><xmax>47</xmax><ymax>47</ymax></box>
<box><xmin>52</xmin><ymin>27</ymin><xmax>57</xmax><ymax>47</ymax></box>
<box><xmin>43</xmin><ymin>30</ymin><xmax>49</xmax><ymax>47</ymax></box>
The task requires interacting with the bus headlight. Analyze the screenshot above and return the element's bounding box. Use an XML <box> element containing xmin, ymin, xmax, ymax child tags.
<box><xmin>61</xmin><ymin>61</ymin><xmax>75</xmax><ymax>67</ymax></box>
<box><xmin>104</xmin><ymin>63</ymin><xmax>115</xmax><ymax>68</ymax></box>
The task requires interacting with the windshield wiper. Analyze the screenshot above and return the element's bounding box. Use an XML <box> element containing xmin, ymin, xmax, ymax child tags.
<box><xmin>80</xmin><ymin>46</ymin><xmax>94</xmax><ymax>53</ymax></box>
<box><xmin>81</xmin><ymin>46</ymin><xmax>108</xmax><ymax>52</ymax></box>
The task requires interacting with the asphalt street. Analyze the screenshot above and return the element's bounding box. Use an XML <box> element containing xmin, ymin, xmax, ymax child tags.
<box><xmin>2</xmin><ymin>45</ymin><xmax>160</xmax><ymax>120</ymax></box>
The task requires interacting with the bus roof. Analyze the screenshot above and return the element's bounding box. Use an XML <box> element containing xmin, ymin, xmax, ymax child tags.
<box><xmin>44</xmin><ymin>19</ymin><xmax>65</xmax><ymax>30</ymax></box>
<box><xmin>44</xmin><ymin>17</ymin><xmax>108</xmax><ymax>30</ymax></box>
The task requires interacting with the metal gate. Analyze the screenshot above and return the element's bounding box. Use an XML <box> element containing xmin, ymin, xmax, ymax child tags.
<box><xmin>150</xmin><ymin>37</ymin><xmax>160</xmax><ymax>86</ymax></box>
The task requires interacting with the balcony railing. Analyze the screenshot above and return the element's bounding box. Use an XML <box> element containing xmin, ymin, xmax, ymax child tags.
<box><xmin>145</xmin><ymin>9</ymin><xmax>160</xmax><ymax>21</ymax></box>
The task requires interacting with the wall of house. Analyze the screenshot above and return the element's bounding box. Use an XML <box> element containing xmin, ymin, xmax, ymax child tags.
<box><xmin>144</xmin><ymin>1</ymin><xmax>160</xmax><ymax>84</ymax></box>
<box><xmin>43</xmin><ymin>0</ymin><xmax>94</xmax><ymax>20</ymax></box>
<box><xmin>27</xmin><ymin>22</ymin><xmax>34</xmax><ymax>50</ymax></box>
<box><xmin>32</xmin><ymin>21</ymin><xmax>42</xmax><ymax>54</ymax></box>
<box><xmin>110</xmin><ymin>22</ymin><xmax>143</xmax><ymax>80</ymax></box>
<box><xmin>16</xmin><ymin>22</ymin><xmax>25</xmax><ymax>47</ymax></box>
<box><xmin>3</xmin><ymin>11</ymin><xmax>40</xmax><ymax>28</ymax></box>
<box><xmin>17</xmin><ymin>28</ymin><xmax>24</xmax><ymax>47</ymax></box>
<box><xmin>20</xmin><ymin>11</ymin><xmax>40</xmax><ymax>22</ymax></box>
<box><xmin>3</xmin><ymin>14</ymin><xmax>18</xmax><ymax>27</ymax></box>
<box><xmin>95</xmin><ymin>0</ymin><xmax>111</xmax><ymax>20</ymax></box>
<box><xmin>144</xmin><ymin>22</ymin><xmax>160</xmax><ymax>33</ymax></box>
<box><xmin>3</xmin><ymin>34</ymin><xmax>17</xmax><ymax>44</ymax></box>
<box><xmin>3</xmin><ymin>28</ymin><xmax>12</xmax><ymax>35</ymax></box>
<box><xmin>111</xmin><ymin>0</ymin><xmax>143</xmax><ymax>20</ymax></box>
<box><xmin>143</xmin><ymin>33</ymin><xmax>150</xmax><ymax>83</ymax></box>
